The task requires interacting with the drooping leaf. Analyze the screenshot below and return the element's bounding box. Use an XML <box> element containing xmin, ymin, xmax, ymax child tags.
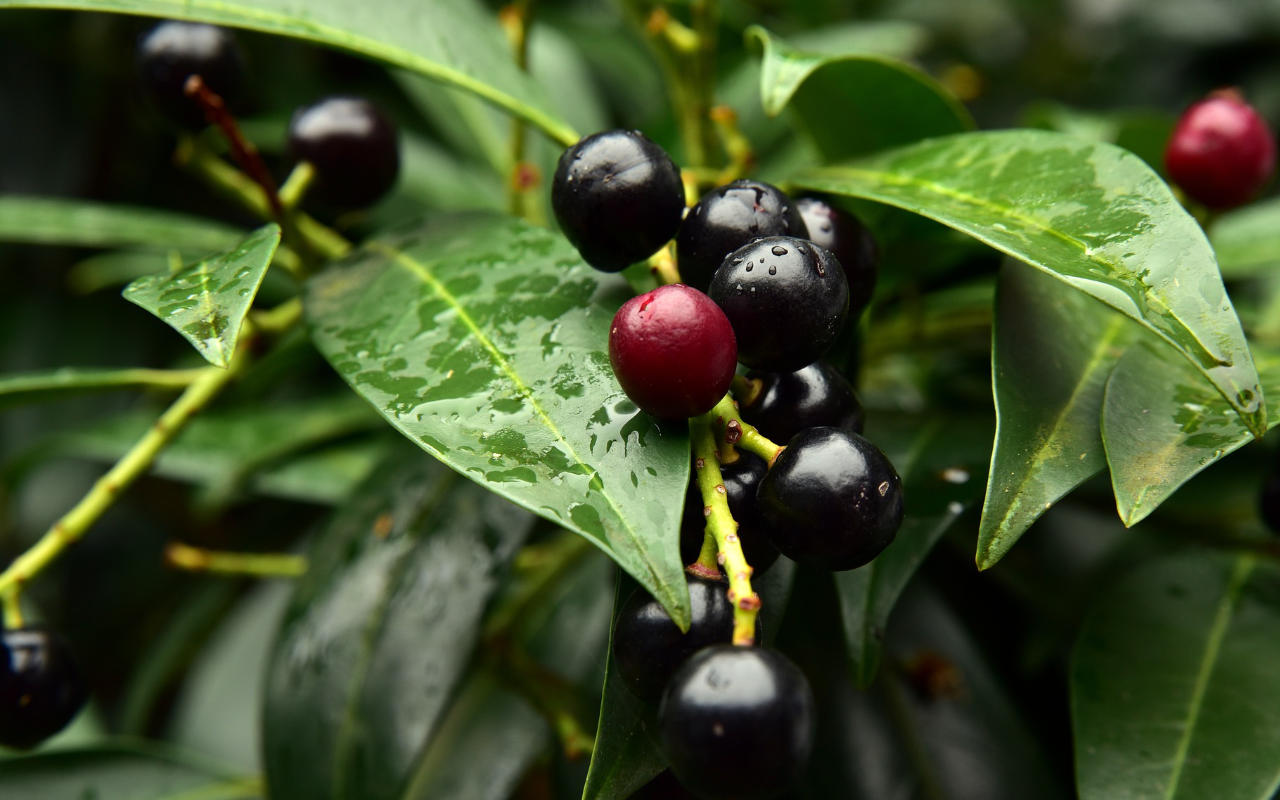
<box><xmin>0</xmin><ymin>741</ymin><xmax>255</xmax><ymax>800</ymax></box>
<box><xmin>262</xmin><ymin>450</ymin><xmax>535</xmax><ymax>800</ymax></box>
<box><xmin>1072</xmin><ymin>553</ymin><xmax>1280</xmax><ymax>800</ymax></box>
<box><xmin>792</xmin><ymin>130</ymin><xmax>1266</xmax><ymax>434</ymax></box>
<box><xmin>123</xmin><ymin>224</ymin><xmax>280</xmax><ymax>368</ymax></box>
<box><xmin>304</xmin><ymin>213</ymin><xmax>692</xmax><ymax>628</ymax></box>
<box><xmin>1212</xmin><ymin>196</ymin><xmax>1280</xmax><ymax>279</ymax></box>
<box><xmin>0</xmin><ymin>195</ymin><xmax>240</xmax><ymax>252</ymax></box>
<box><xmin>0</xmin><ymin>0</ymin><xmax>578</xmax><ymax>146</ymax></box>
<box><xmin>834</xmin><ymin>412</ymin><xmax>991</xmax><ymax>686</ymax></box>
<box><xmin>1101</xmin><ymin>341</ymin><xmax>1280</xmax><ymax>526</ymax></box>
<box><xmin>977</xmin><ymin>262</ymin><xmax>1140</xmax><ymax>567</ymax></box>
<box><xmin>747</xmin><ymin>26</ymin><xmax>972</xmax><ymax>161</ymax></box>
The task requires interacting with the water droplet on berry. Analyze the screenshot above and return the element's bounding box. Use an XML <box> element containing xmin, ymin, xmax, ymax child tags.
<box><xmin>771</xmin><ymin>245</ymin><xmax>788</xmax><ymax>256</ymax></box>
<box><xmin>732</xmin><ymin>257</ymin><xmax>744</xmax><ymax>265</ymax></box>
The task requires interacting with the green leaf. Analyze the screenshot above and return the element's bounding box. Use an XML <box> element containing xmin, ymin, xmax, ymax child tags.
<box><xmin>0</xmin><ymin>741</ymin><xmax>254</xmax><ymax>800</ymax></box>
<box><xmin>1101</xmin><ymin>341</ymin><xmax>1280</xmax><ymax>526</ymax></box>
<box><xmin>0</xmin><ymin>0</ymin><xmax>576</xmax><ymax>146</ymax></box>
<box><xmin>1072</xmin><ymin>553</ymin><xmax>1280</xmax><ymax>800</ymax></box>
<box><xmin>0</xmin><ymin>196</ymin><xmax>241</xmax><ymax>252</ymax></box>
<box><xmin>262</xmin><ymin>451</ymin><xmax>536</xmax><ymax>800</ymax></box>
<box><xmin>123</xmin><ymin>224</ymin><xmax>280</xmax><ymax>368</ymax></box>
<box><xmin>1212</xmin><ymin>196</ymin><xmax>1280</xmax><ymax>279</ymax></box>
<box><xmin>834</xmin><ymin>412</ymin><xmax>991</xmax><ymax>686</ymax></box>
<box><xmin>304</xmin><ymin>213</ymin><xmax>692</xmax><ymax>629</ymax></box>
<box><xmin>747</xmin><ymin>26</ymin><xmax>972</xmax><ymax>161</ymax></box>
<box><xmin>977</xmin><ymin>263</ymin><xmax>1140</xmax><ymax>567</ymax></box>
<box><xmin>792</xmin><ymin>130</ymin><xmax>1266</xmax><ymax>434</ymax></box>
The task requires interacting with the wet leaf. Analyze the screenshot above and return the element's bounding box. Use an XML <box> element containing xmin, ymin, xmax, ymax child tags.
<box><xmin>1212</xmin><ymin>197</ymin><xmax>1280</xmax><ymax>279</ymax></box>
<box><xmin>1073</xmin><ymin>553</ymin><xmax>1280</xmax><ymax>800</ymax></box>
<box><xmin>835</xmin><ymin>413</ymin><xmax>991</xmax><ymax>686</ymax></box>
<box><xmin>0</xmin><ymin>741</ymin><xmax>254</xmax><ymax>800</ymax></box>
<box><xmin>0</xmin><ymin>0</ymin><xmax>577</xmax><ymax>146</ymax></box>
<box><xmin>304</xmin><ymin>213</ymin><xmax>692</xmax><ymax>628</ymax></box>
<box><xmin>0</xmin><ymin>195</ymin><xmax>240</xmax><ymax>252</ymax></box>
<box><xmin>977</xmin><ymin>263</ymin><xmax>1139</xmax><ymax>567</ymax></box>
<box><xmin>124</xmin><ymin>224</ymin><xmax>280</xmax><ymax>368</ymax></box>
<box><xmin>1101</xmin><ymin>341</ymin><xmax>1280</xmax><ymax>526</ymax></box>
<box><xmin>262</xmin><ymin>450</ymin><xmax>536</xmax><ymax>800</ymax></box>
<box><xmin>747</xmin><ymin>26</ymin><xmax>972</xmax><ymax>161</ymax></box>
<box><xmin>793</xmin><ymin>130</ymin><xmax>1265</xmax><ymax>434</ymax></box>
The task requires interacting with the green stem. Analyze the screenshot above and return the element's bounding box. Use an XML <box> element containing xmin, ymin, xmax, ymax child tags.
<box><xmin>502</xmin><ymin>0</ymin><xmax>541</xmax><ymax>222</ymax></box>
<box><xmin>0</xmin><ymin>354</ymin><xmax>246</xmax><ymax>603</ymax></box>
<box><xmin>494</xmin><ymin>642</ymin><xmax>594</xmax><ymax>759</ymax></box>
<box><xmin>710</xmin><ymin>394</ymin><xmax>782</xmax><ymax>465</ymax></box>
<box><xmin>278</xmin><ymin>161</ymin><xmax>316</xmax><ymax>211</ymax></box>
<box><xmin>2</xmin><ymin>593</ymin><xmax>22</xmax><ymax>629</ymax></box>
<box><xmin>690</xmin><ymin>415</ymin><xmax>759</xmax><ymax>645</ymax></box>
<box><xmin>0</xmin><ymin>366</ymin><xmax>208</xmax><ymax>403</ymax></box>
<box><xmin>484</xmin><ymin>532</ymin><xmax>593</xmax><ymax>638</ymax></box>
<box><xmin>165</xmin><ymin>542</ymin><xmax>307</xmax><ymax>578</ymax></box>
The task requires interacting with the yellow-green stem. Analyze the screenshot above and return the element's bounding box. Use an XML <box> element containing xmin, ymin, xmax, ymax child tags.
<box><xmin>501</xmin><ymin>0</ymin><xmax>540</xmax><ymax>221</ymax></box>
<box><xmin>710</xmin><ymin>394</ymin><xmax>782</xmax><ymax>465</ymax></box>
<box><xmin>278</xmin><ymin>161</ymin><xmax>316</xmax><ymax>211</ymax></box>
<box><xmin>647</xmin><ymin>243</ymin><xmax>681</xmax><ymax>285</ymax></box>
<box><xmin>689</xmin><ymin>526</ymin><xmax>720</xmax><ymax>577</ymax></box>
<box><xmin>2</xmin><ymin>593</ymin><xmax>22</xmax><ymax>629</ymax></box>
<box><xmin>691</xmin><ymin>416</ymin><xmax>759</xmax><ymax>645</ymax></box>
<box><xmin>165</xmin><ymin>542</ymin><xmax>307</xmax><ymax>578</ymax></box>
<box><xmin>0</xmin><ymin>357</ymin><xmax>245</xmax><ymax>603</ymax></box>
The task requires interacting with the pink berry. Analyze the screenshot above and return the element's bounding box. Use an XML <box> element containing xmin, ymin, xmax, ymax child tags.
<box><xmin>1165</xmin><ymin>91</ymin><xmax>1275</xmax><ymax>209</ymax></box>
<box><xmin>608</xmin><ymin>284</ymin><xmax>737</xmax><ymax>419</ymax></box>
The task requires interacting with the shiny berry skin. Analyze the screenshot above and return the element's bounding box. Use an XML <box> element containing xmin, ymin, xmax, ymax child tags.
<box><xmin>288</xmin><ymin>97</ymin><xmax>400</xmax><ymax>209</ymax></box>
<box><xmin>551</xmin><ymin>130</ymin><xmax>685</xmax><ymax>272</ymax></box>
<box><xmin>708</xmin><ymin>236</ymin><xmax>848</xmax><ymax>371</ymax></box>
<box><xmin>676</xmin><ymin>180</ymin><xmax>808</xmax><ymax>290</ymax></box>
<box><xmin>739</xmin><ymin>361</ymin><xmax>865</xmax><ymax>444</ymax></box>
<box><xmin>609</xmin><ymin>284</ymin><xmax>737</xmax><ymax>420</ymax></box>
<box><xmin>757</xmin><ymin>427</ymin><xmax>903</xmax><ymax>571</ymax></box>
<box><xmin>796</xmin><ymin>197</ymin><xmax>878</xmax><ymax>318</ymax></box>
<box><xmin>679</xmin><ymin>452</ymin><xmax>781</xmax><ymax>574</ymax></box>
<box><xmin>659</xmin><ymin>645</ymin><xmax>814</xmax><ymax>799</ymax></box>
<box><xmin>1165</xmin><ymin>92</ymin><xmax>1275</xmax><ymax>209</ymax></box>
<box><xmin>613</xmin><ymin>576</ymin><xmax>740</xmax><ymax>704</ymax></box>
<box><xmin>0</xmin><ymin>628</ymin><xmax>87</xmax><ymax>750</ymax></box>
<box><xmin>137</xmin><ymin>21</ymin><xmax>244</xmax><ymax>129</ymax></box>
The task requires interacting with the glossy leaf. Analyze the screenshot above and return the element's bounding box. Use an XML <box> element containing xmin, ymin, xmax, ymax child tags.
<box><xmin>1212</xmin><ymin>197</ymin><xmax>1280</xmax><ymax>279</ymax></box>
<box><xmin>977</xmin><ymin>263</ymin><xmax>1139</xmax><ymax>567</ymax></box>
<box><xmin>1073</xmin><ymin>553</ymin><xmax>1280</xmax><ymax>800</ymax></box>
<box><xmin>0</xmin><ymin>742</ymin><xmax>253</xmax><ymax>800</ymax></box>
<box><xmin>1101</xmin><ymin>341</ymin><xmax>1280</xmax><ymax>526</ymax></box>
<box><xmin>747</xmin><ymin>26</ymin><xmax>972</xmax><ymax>161</ymax></box>
<box><xmin>262</xmin><ymin>451</ymin><xmax>535</xmax><ymax>800</ymax></box>
<box><xmin>304</xmin><ymin>213</ymin><xmax>692</xmax><ymax>628</ymax></box>
<box><xmin>835</xmin><ymin>413</ymin><xmax>991</xmax><ymax>686</ymax></box>
<box><xmin>792</xmin><ymin>130</ymin><xmax>1266</xmax><ymax>434</ymax></box>
<box><xmin>123</xmin><ymin>224</ymin><xmax>280</xmax><ymax>368</ymax></box>
<box><xmin>0</xmin><ymin>0</ymin><xmax>577</xmax><ymax>146</ymax></box>
<box><xmin>0</xmin><ymin>195</ymin><xmax>240</xmax><ymax>252</ymax></box>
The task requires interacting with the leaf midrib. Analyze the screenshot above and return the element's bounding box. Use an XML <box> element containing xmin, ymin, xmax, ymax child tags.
<box><xmin>797</xmin><ymin>164</ymin><xmax>1252</xmax><ymax>424</ymax></box>
<box><xmin>1</xmin><ymin>0</ymin><xmax>576</xmax><ymax>146</ymax></box>
<box><xmin>365</xmin><ymin>241</ymin><xmax>672</xmax><ymax>614</ymax></box>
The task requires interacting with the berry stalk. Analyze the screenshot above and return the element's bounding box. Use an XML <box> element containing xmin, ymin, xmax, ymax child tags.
<box><xmin>164</xmin><ymin>542</ymin><xmax>308</xmax><ymax>578</ymax></box>
<box><xmin>690</xmin><ymin>415</ymin><xmax>760</xmax><ymax>645</ymax></box>
<box><xmin>710</xmin><ymin>394</ymin><xmax>782</xmax><ymax>466</ymax></box>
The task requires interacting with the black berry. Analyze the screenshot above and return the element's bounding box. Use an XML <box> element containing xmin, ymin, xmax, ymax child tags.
<box><xmin>796</xmin><ymin>197</ymin><xmax>878</xmax><ymax>319</ymax></box>
<box><xmin>612</xmin><ymin>575</ymin><xmax>738</xmax><ymax>704</ymax></box>
<box><xmin>1165</xmin><ymin>91</ymin><xmax>1275</xmax><ymax>209</ymax></box>
<box><xmin>137</xmin><ymin>21</ymin><xmax>244</xmax><ymax>129</ymax></box>
<box><xmin>676</xmin><ymin>180</ymin><xmax>808</xmax><ymax>290</ymax></box>
<box><xmin>659</xmin><ymin>645</ymin><xmax>814</xmax><ymax>799</ymax></box>
<box><xmin>757</xmin><ymin>427</ymin><xmax>903</xmax><ymax>571</ymax></box>
<box><xmin>288</xmin><ymin>97</ymin><xmax>400</xmax><ymax>209</ymax></box>
<box><xmin>609</xmin><ymin>284</ymin><xmax>737</xmax><ymax>420</ymax></box>
<box><xmin>708</xmin><ymin>236</ymin><xmax>848</xmax><ymax>371</ymax></box>
<box><xmin>551</xmin><ymin>129</ymin><xmax>685</xmax><ymax>272</ymax></box>
<box><xmin>739</xmin><ymin>361</ymin><xmax>865</xmax><ymax>444</ymax></box>
<box><xmin>0</xmin><ymin>628</ymin><xmax>87</xmax><ymax>750</ymax></box>
<box><xmin>680</xmin><ymin>452</ymin><xmax>780</xmax><ymax>574</ymax></box>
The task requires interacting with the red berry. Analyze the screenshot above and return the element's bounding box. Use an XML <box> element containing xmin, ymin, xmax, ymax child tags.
<box><xmin>1165</xmin><ymin>91</ymin><xmax>1275</xmax><ymax>209</ymax></box>
<box><xmin>609</xmin><ymin>284</ymin><xmax>737</xmax><ymax>419</ymax></box>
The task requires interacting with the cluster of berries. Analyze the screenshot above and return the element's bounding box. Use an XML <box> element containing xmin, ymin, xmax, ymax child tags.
<box><xmin>552</xmin><ymin>130</ymin><xmax>904</xmax><ymax>797</ymax></box>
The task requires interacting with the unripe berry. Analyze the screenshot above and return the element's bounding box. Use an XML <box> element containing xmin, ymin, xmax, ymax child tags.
<box><xmin>552</xmin><ymin>130</ymin><xmax>685</xmax><ymax>272</ymax></box>
<box><xmin>608</xmin><ymin>284</ymin><xmax>737</xmax><ymax>420</ymax></box>
<box><xmin>1165</xmin><ymin>91</ymin><xmax>1275</xmax><ymax>209</ymax></box>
